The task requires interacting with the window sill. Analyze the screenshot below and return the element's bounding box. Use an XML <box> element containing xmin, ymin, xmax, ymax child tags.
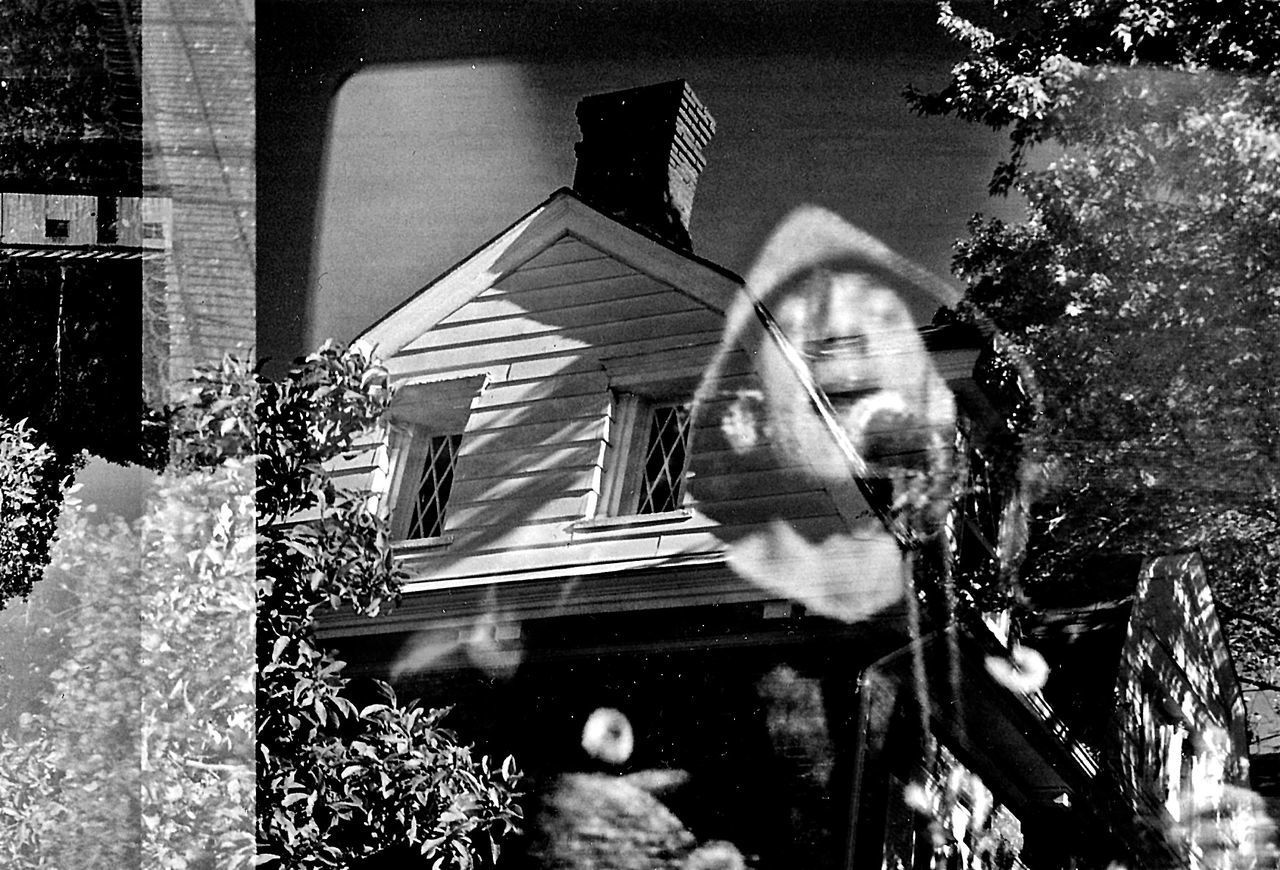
<box><xmin>571</xmin><ymin>509</ymin><xmax>693</xmax><ymax>531</ymax></box>
<box><xmin>392</xmin><ymin>535</ymin><xmax>454</xmax><ymax>555</ymax></box>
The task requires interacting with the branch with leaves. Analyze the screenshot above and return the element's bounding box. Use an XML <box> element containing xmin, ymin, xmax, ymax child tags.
<box><xmin>911</xmin><ymin>0</ymin><xmax>1280</xmax><ymax>750</ymax></box>
<box><xmin>181</xmin><ymin>343</ymin><xmax>524</xmax><ymax>869</ymax></box>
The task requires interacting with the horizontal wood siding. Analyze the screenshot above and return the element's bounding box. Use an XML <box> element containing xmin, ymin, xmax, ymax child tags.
<box><xmin>446</xmin><ymin>492</ymin><xmax>595</xmax><ymax>530</ymax></box>
<box><xmin>389</xmin><ymin>328</ymin><xmax>727</xmax><ymax>382</ymax></box>
<box><xmin>459</xmin><ymin>442</ymin><xmax>605</xmax><ymax>480</ymax></box>
<box><xmin>466</xmin><ymin>390</ymin><xmax>609</xmax><ymax>432</ymax></box>
<box><xmin>471</xmin><ymin>370</ymin><xmax>610</xmax><ymax>409</ymax></box>
<box><xmin>317</xmin><ymin>427</ymin><xmax>389</xmax><ymax>505</ymax></box>
<box><xmin>505</xmin><ymin>234</ymin><xmax>604</xmax><ymax>270</ymax></box>
<box><xmin>399</xmin><ymin>308</ymin><xmax>723</xmax><ymax>362</ymax></box>
<box><xmin>449</xmin><ymin>466</ymin><xmax>602</xmax><ymax>506</ymax></box>
<box><xmin>354</xmin><ymin>237</ymin><xmax>850</xmax><ymax>589</ymax></box>
<box><xmin>443</xmin><ymin>274</ymin><xmax>670</xmax><ymax>326</ymax></box>
<box><xmin>484</xmin><ymin>252</ymin><xmax>632</xmax><ymax>295</ymax></box>
<box><xmin>459</xmin><ymin>415</ymin><xmax>603</xmax><ymax>454</ymax></box>
<box><xmin>392</xmin><ymin>514</ymin><xmax>857</xmax><ymax>586</ymax></box>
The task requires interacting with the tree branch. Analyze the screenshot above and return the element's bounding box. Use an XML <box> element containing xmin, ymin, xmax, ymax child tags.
<box><xmin>1216</xmin><ymin>601</ymin><xmax>1280</xmax><ymax>645</ymax></box>
<box><xmin>1238</xmin><ymin>675</ymin><xmax>1280</xmax><ymax>694</ymax></box>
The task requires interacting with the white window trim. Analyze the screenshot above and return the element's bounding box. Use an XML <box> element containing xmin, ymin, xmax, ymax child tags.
<box><xmin>387</xmin><ymin>425</ymin><xmax>465</xmax><ymax>544</ymax></box>
<box><xmin>383</xmin><ymin>373</ymin><xmax>486</xmax><ymax>544</ymax></box>
<box><xmin>594</xmin><ymin>390</ymin><xmax>693</xmax><ymax>520</ymax></box>
<box><xmin>572</xmin><ymin>509</ymin><xmax>692</xmax><ymax>532</ymax></box>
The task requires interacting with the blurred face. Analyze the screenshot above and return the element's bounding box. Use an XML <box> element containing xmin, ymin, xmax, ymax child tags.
<box><xmin>769</xmin><ymin>269</ymin><xmax>941</xmax><ymax>469</ymax></box>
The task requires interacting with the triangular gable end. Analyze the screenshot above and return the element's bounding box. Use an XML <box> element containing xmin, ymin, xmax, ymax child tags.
<box><xmin>357</xmin><ymin>189</ymin><xmax>744</xmax><ymax>360</ymax></box>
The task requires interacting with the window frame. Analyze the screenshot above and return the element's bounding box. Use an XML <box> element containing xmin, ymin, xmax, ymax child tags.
<box><xmin>391</xmin><ymin>428</ymin><xmax>463</xmax><ymax>542</ymax></box>
<box><xmin>383</xmin><ymin>374</ymin><xmax>486</xmax><ymax>545</ymax></box>
<box><xmin>596</xmin><ymin>390</ymin><xmax>693</xmax><ymax>520</ymax></box>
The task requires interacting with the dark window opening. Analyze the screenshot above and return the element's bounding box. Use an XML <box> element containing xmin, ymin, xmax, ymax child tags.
<box><xmin>45</xmin><ymin>219</ymin><xmax>70</xmax><ymax>240</ymax></box>
<box><xmin>405</xmin><ymin>433</ymin><xmax>462</xmax><ymax>539</ymax></box>
<box><xmin>96</xmin><ymin>196</ymin><xmax>118</xmax><ymax>244</ymax></box>
<box><xmin>636</xmin><ymin>404</ymin><xmax>690</xmax><ymax>514</ymax></box>
<box><xmin>142</xmin><ymin>221</ymin><xmax>165</xmax><ymax>240</ymax></box>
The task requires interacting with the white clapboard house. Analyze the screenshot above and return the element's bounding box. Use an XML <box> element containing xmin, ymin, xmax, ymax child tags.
<box><xmin>321</xmin><ymin>82</ymin><xmax>1249</xmax><ymax>870</ymax></box>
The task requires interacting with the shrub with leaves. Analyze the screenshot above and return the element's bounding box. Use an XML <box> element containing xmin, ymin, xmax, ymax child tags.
<box><xmin>234</xmin><ymin>342</ymin><xmax>522</xmax><ymax>869</ymax></box>
<box><xmin>139</xmin><ymin>457</ymin><xmax>256</xmax><ymax>868</ymax></box>
<box><xmin>0</xmin><ymin>416</ymin><xmax>82</xmax><ymax>608</ymax></box>
<box><xmin>0</xmin><ymin>451</ymin><xmax>255</xmax><ymax>868</ymax></box>
<box><xmin>0</xmin><ymin>498</ymin><xmax>143</xmax><ymax>868</ymax></box>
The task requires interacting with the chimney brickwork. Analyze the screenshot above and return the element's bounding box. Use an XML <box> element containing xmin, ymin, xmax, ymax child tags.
<box><xmin>573</xmin><ymin>80</ymin><xmax>716</xmax><ymax>252</ymax></box>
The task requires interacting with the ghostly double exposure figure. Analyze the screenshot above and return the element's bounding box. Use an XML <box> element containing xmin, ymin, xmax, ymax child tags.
<box><xmin>692</xmin><ymin>206</ymin><xmax>958</xmax><ymax>623</ymax></box>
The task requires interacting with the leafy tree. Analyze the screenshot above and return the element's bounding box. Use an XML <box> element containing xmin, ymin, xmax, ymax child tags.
<box><xmin>0</xmin><ymin>431</ymin><xmax>254</xmax><ymax>867</ymax></box>
<box><xmin>908</xmin><ymin>1</ymin><xmax>1280</xmax><ymax>747</ymax></box>
<box><xmin>0</xmin><ymin>0</ymin><xmax>154</xmax><ymax>612</ymax></box>
<box><xmin>202</xmin><ymin>343</ymin><xmax>522</xmax><ymax>869</ymax></box>
<box><xmin>0</xmin><ymin>0</ymin><xmax>139</xmax><ymax>191</ymax></box>
<box><xmin>139</xmin><ymin>457</ymin><xmax>256</xmax><ymax>867</ymax></box>
<box><xmin>0</xmin><ymin>495</ymin><xmax>144</xmax><ymax>867</ymax></box>
<box><xmin>0</xmin><ymin>416</ymin><xmax>82</xmax><ymax>607</ymax></box>
<box><xmin>1</xmin><ymin>345</ymin><xmax>521</xmax><ymax>868</ymax></box>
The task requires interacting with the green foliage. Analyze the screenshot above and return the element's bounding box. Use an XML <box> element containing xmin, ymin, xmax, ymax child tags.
<box><xmin>913</xmin><ymin>0</ymin><xmax>1280</xmax><ymax>741</ymax></box>
<box><xmin>0</xmin><ymin>416</ymin><xmax>82</xmax><ymax>608</ymax></box>
<box><xmin>191</xmin><ymin>342</ymin><xmax>521</xmax><ymax>868</ymax></box>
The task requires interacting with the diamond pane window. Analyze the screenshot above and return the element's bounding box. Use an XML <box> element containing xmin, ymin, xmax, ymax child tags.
<box><xmin>635</xmin><ymin>405</ymin><xmax>690</xmax><ymax>514</ymax></box>
<box><xmin>405</xmin><ymin>433</ymin><xmax>461</xmax><ymax>539</ymax></box>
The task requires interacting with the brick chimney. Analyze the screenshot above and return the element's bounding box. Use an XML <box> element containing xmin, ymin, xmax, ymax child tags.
<box><xmin>573</xmin><ymin>80</ymin><xmax>716</xmax><ymax>252</ymax></box>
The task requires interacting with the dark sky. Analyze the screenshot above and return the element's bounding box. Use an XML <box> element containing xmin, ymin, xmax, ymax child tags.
<box><xmin>259</xmin><ymin>1</ymin><xmax>1023</xmax><ymax>367</ymax></box>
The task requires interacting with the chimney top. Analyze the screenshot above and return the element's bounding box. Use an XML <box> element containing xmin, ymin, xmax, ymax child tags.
<box><xmin>572</xmin><ymin>80</ymin><xmax>716</xmax><ymax>252</ymax></box>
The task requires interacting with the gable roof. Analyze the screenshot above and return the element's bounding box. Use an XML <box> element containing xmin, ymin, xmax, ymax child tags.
<box><xmin>357</xmin><ymin>188</ymin><xmax>744</xmax><ymax>359</ymax></box>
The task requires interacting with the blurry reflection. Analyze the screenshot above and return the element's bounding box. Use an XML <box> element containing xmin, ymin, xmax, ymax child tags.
<box><xmin>389</xmin><ymin>590</ymin><xmax>523</xmax><ymax>682</ymax></box>
<box><xmin>530</xmin><ymin>707</ymin><xmax>748</xmax><ymax>869</ymax></box>
<box><xmin>692</xmin><ymin>206</ymin><xmax>957</xmax><ymax>624</ymax></box>
<box><xmin>683</xmin><ymin>840</ymin><xmax>748</xmax><ymax>870</ymax></box>
<box><xmin>529</xmin><ymin>771</ymin><xmax>697</xmax><ymax>870</ymax></box>
<box><xmin>756</xmin><ymin>664</ymin><xmax>835</xmax><ymax>787</ymax></box>
<box><xmin>982</xmin><ymin>644</ymin><xmax>1050</xmax><ymax>695</ymax></box>
<box><xmin>884</xmin><ymin>745</ymin><xmax>1025</xmax><ymax>870</ymax></box>
<box><xmin>582</xmin><ymin>707</ymin><xmax>635</xmax><ymax>766</ymax></box>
